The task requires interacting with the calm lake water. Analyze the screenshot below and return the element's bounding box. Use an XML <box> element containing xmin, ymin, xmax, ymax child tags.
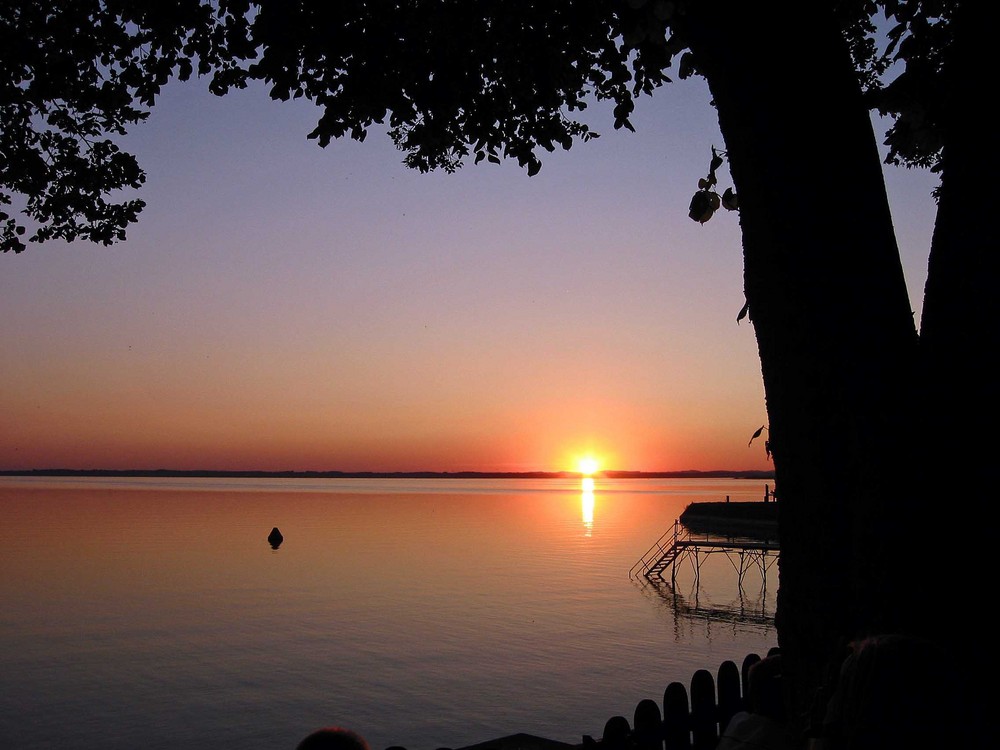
<box><xmin>0</xmin><ymin>477</ymin><xmax>776</xmax><ymax>750</ymax></box>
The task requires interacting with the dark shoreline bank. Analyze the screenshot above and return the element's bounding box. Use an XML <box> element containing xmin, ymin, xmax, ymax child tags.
<box><xmin>1</xmin><ymin>468</ymin><xmax>774</xmax><ymax>480</ymax></box>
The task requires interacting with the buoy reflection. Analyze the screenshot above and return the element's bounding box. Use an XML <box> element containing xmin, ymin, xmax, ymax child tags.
<box><xmin>581</xmin><ymin>477</ymin><xmax>595</xmax><ymax>536</ymax></box>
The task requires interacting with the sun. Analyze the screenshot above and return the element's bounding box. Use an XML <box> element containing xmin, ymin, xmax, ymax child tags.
<box><xmin>576</xmin><ymin>456</ymin><xmax>600</xmax><ymax>476</ymax></box>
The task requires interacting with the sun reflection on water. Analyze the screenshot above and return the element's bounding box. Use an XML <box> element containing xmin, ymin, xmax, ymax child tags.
<box><xmin>581</xmin><ymin>477</ymin><xmax>595</xmax><ymax>535</ymax></box>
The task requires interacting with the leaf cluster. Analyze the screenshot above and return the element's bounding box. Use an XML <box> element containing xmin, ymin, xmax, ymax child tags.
<box><xmin>688</xmin><ymin>146</ymin><xmax>737</xmax><ymax>224</ymax></box>
<box><xmin>0</xmin><ymin>0</ymin><xmax>225</xmax><ymax>252</ymax></box>
<box><xmin>1</xmin><ymin>1</ymin><xmax>962</xmax><ymax>252</ymax></box>
<box><xmin>839</xmin><ymin>0</ymin><xmax>956</xmax><ymax>173</ymax></box>
<box><xmin>3</xmin><ymin>1</ymin><xmax>699</xmax><ymax>250</ymax></box>
<box><xmin>209</xmin><ymin>1</ymin><xmax>693</xmax><ymax>176</ymax></box>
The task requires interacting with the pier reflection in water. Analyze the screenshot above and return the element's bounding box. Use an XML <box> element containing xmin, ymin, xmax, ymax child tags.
<box><xmin>637</xmin><ymin>568</ymin><xmax>776</xmax><ymax>628</ymax></box>
<box><xmin>631</xmin><ymin>518</ymin><xmax>779</xmax><ymax>628</ymax></box>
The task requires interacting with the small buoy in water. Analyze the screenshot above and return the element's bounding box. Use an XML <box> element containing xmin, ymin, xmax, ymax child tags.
<box><xmin>267</xmin><ymin>527</ymin><xmax>283</xmax><ymax>549</ymax></box>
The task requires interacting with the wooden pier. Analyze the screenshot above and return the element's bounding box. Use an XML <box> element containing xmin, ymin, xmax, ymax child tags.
<box><xmin>629</xmin><ymin>517</ymin><xmax>779</xmax><ymax>589</ymax></box>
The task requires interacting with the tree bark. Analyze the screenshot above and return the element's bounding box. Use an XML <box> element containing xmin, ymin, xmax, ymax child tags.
<box><xmin>680</xmin><ymin>2</ymin><xmax>922</xmax><ymax>730</ymax></box>
<box><xmin>920</xmin><ymin>2</ymin><xmax>994</xmax><ymax>486</ymax></box>
<box><xmin>918</xmin><ymin>2</ymin><xmax>992</xmax><ymax>743</ymax></box>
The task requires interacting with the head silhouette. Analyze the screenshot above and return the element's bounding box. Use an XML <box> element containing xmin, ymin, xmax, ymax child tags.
<box><xmin>817</xmin><ymin>634</ymin><xmax>959</xmax><ymax>750</ymax></box>
<box><xmin>297</xmin><ymin>727</ymin><xmax>370</xmax><ymax>750</ymax></box>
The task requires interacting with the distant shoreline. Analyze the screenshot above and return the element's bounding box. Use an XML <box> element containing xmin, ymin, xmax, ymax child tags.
<box><xmin>0</xmin><ymin>468</ymin><xmax>774</xmax><ymax>480</ymax></box>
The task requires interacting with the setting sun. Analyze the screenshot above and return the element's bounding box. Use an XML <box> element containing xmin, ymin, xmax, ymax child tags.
<box><xmin>576</xmin><ymin>456</ymin><xmax>600</xmax><ymax>475</ymax></box>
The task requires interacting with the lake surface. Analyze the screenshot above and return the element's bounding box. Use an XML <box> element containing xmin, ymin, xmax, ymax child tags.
<box><xmin>0</xmin><ymin>477</ymin><xmax>776</xmax><ymax>750</ymax></box>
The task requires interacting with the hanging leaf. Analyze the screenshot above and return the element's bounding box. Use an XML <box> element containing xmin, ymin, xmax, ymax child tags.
<box><xmin>737</xmin><ymin>299</ymin><xmax>750</xmax><ymax>324</ymax></box>
<box><xmin>710</xmin><ymin>146</ymin><xmax>724</xmax><ymax>173</ymax></box>
<box><xmin>722</xmin><ymin>187</ymin><xmax>739</xmax><ymax>210</ymax></box>
<box><xmin>748</xmin><ymin>425</ymin><xmax>765</xmax><ymax>446</ymax></box>
<box><xmin>688</xmin><ymin>190</ymin><xmax>718</xmax><ymax>223</ymax></box>
<box><xmin>765</xmin><ymin>440</ymin><xmax>772</xmax><ymax>460</ymax></box>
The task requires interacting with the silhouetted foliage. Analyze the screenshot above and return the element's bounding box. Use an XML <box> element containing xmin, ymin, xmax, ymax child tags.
<box><xmin>687</xmin><ymin>146</ymin><xmax>737</xmax><ymax>223</ymax></box>
<box><xmin>0</xmin><ymin>1</ymin><xmax>232</xmax><ymax>251</ymax></box>
<box><xmin>2</xmin><ymin>0</ymin><xmax>681</xmax><ymax>251</ymax></box>
<box><xmin>853</xmin><ymin>0</ymin><xmax>956</xmax><ymax>175</ymax></box>
<box><xmin>2</xmin><ymin>1</ymin><xmax>957</xmax><ymax>252</ymax></box>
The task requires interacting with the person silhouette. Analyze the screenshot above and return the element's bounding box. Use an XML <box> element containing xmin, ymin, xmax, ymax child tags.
<box><xmin>807</xmin><ymin>634</ymin><xmax>961</xmax><ymax>750</ymax></box>
<box><xmin>297</xmin><ymin>726</ymin><xmax>371</xmax><ymax>750</ymax></box>
<box><xmin>717</xmin><ymin>654</ymin><xmax>794</xmax><ymax>750</ymax></box>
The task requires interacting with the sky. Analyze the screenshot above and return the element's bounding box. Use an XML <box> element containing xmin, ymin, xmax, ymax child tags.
<box><xmin>0</xmin><ymin>72</ymin><xmax>939</xmax><ymax>473</ymax></box>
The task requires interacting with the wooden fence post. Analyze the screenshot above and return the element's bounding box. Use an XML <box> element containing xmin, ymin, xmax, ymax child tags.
<box><xmin>594</xmin><ymin>651</ymin><xmax>778</xmax><ymax>750</ymax></box>
<box><xmin>602</xmin><ymin>715</ymin><xmax>631</xmax><ymax>750</ymax></box>
<box><xmin>633</xmin><ymin>698</ymin><xmax>664</xmax><ymax>750</ymax></box>
<box><xmin>689</xmin><ymin>669</ymin><xmax>717</xmax><ymax>750</ymax></box>
<box><xmin>662</xmin><ymin>681</ymin><xmax>691</xmax><ymax>750</ymax></box>
<box><xmin>716</xmin><ymin>660</ymin><xmax>742</xmax><ymax>735</ymax></box>
<box><xmin>740</xmin><ymin>653</ymin><xmax>762</xmax><ymax>710</ymax></box>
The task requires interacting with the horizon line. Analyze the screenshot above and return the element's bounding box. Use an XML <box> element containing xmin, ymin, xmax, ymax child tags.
<box><xmin>0</xmin><ymin>467</ymin><xmax>775</xmax><ymax>479</ymax></box>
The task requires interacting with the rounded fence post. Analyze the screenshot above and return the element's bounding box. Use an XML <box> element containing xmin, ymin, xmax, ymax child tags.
<box><xmin>602</xmin><ymin>715</ymin><xmax>631</xmax><ymax>750</ymax></box>
<box><xmin>633</xmin><ymin>697</ymin><xmax>663</xmax><ymax>750</ymax></box>
<box><xmin>689</xmin><ymin>668</ymin><xmax>717</xmax><ymax>750</ymax></box>
<box><xmin>717</xmin><ymin>659</ymin><xmax>742</xmax><ymax>735</ymax></box>
<box><xmin>662</xmin><ymin>681</ymin><xmax>691</xmax><ymax>750</ymax></box>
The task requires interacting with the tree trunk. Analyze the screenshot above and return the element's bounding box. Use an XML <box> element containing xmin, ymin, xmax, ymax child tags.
<box><xmin>680</xmin><ymin>3</ymin><xmax>922</xmax><ymax>730</ymax></box>
<box><xmin>918</xmin><ymin>2</ymin><xmax>992</xmax><ymax>743</ymax></box>
<box><xmin>920</xmin><ymin>3</ymin><xmax>994</xmax><ymax>494</ymax></box>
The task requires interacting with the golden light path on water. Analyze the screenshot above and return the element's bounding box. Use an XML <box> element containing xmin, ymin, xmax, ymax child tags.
<box><xmin>581</xmin><ymin>477</ymin><xmax>595</xmax><ymax>536</ymax></box>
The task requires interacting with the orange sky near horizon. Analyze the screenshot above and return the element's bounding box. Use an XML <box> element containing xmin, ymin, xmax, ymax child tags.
<box><xmin>0</xmin><ymin>76</ymin><xmax>936</xmax><ymax>474</ymax></box>
<box><xmin>1</xmin><ymin>355</ymin><xmax>763</xmax><ymax>472</ymax></box>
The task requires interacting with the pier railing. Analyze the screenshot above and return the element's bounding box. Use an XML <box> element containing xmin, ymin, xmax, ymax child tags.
<box><xmin>629</xmin><ymin>519</ymin><xmax>688</xmax><ymax>580</ymax></box>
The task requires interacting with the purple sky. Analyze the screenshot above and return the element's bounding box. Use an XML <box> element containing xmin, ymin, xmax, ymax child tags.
<box><xmin>0</xmin><ymin>74</ymin><xmax>937</xmax><ymax>472</ymax></box>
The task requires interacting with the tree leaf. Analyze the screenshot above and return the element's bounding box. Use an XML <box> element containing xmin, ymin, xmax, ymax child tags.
<box><xmin>688</xmin><ymin>190</ymin><xmax>716</xmax><ymax>223</ymax></box>
<box><xmin>710</xmin><ymin>148</ymin><xmax>724</xmax><ymax>172</ymax></box>
<box><xmin>748</xmin><ymin>425</ymin><xmax>765</xmax><ymax>446</ymax></box>
<box><xmin>722</xmin><ymin>187</ymin><xmax>739</xmax><ymax>210</ymax></box>
<box><xmin>737</xmin><ymin>299</ymin><xmax>750</xmax><ymax>323</ymax></box>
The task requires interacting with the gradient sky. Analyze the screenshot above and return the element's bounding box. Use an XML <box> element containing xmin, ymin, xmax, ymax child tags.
<box><xmin>0</xmin><ymin>73</ymin><xmax>938</xmax><ymax>472</ymax></box>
